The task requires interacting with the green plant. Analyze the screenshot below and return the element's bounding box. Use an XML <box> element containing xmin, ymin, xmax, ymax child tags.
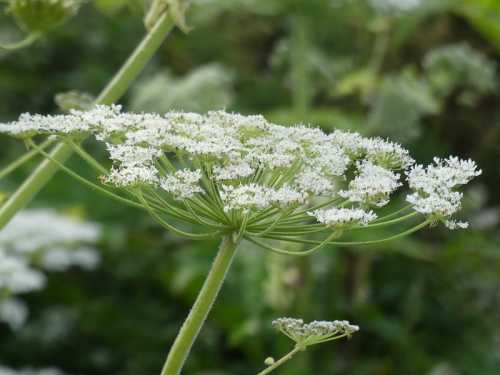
<box><xmin>0</xmin><ymin>1</ymin><xmax>487</xmax><ymax>374</ymax></box>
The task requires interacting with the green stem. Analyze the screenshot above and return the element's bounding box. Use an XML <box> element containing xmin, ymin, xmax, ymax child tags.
<box><xmin>0</xmin><ymin>14</ymin><xmax>175</xmax><ymax>229</ymax></box>
<box><xmin>290</xmin><ymin>14</ymin><xmax>312</xmax><ymax>117</ymax></box>
<box><xmin>0</xmin><ymin>32</ymin><xmax>41</xmax><ymax>50</ymax></box>
<box><xmin>257</xmin><ymin>346</ymin><xmax>302</xmax><ymax>375</ymax></box>
<box><xmin>257</xmin><ymin>220</ymin><xmax>431</xmax><ymax>251</ymax></box>
<box><xmin>0</xmin><ymin>138</ymin><xmax>54</xmax><ymax>180</ymax></box>
<box><xmin>160</xmin><ymin>236</ymin><xmax>239</xmax><ymax>375</ymax></box>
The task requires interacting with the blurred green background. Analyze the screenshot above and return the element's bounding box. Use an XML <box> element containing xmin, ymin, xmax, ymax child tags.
<box><xmin>1</xmin><ymin>0</ymin><xmax>500</xmax><ymax>374</ymax></box>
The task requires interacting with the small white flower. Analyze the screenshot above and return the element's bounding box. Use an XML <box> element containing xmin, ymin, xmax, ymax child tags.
<box><xmin>0</xmin><ymin>298</ymin><xmax>28</xmax><ymax>330</ymax></box>
<box><xmin>221</xmin><ymin>184</ymin><xmax>305</xmax><ymax>212</ymax></box>
<box><xmin>444</xmin><ymin>220</ymin><xmax>469</xmax><ymax>230</ymax></box>
<box><xmin>294</xmin><ymin>168</ymin><xmax>336</xmax><ymax>195</ymax></box>
<box><xmin>362</xmin><ymin>137</ymin><xmax>415</xmax><ymax>170</ymax></box>
<box><xmin>213</xmin><ymin>161</ymin><xmax>254</xmax><ymax>181</ymax></box>
<box><xmin>0</xmin><ymin>209</ymin><xmax>101</xmax><ymax>329</ymax></box>
<box><xmin>41</xmin><ymin>247</ymin><xmax>100</xmax><ymax>271</ymax></box>
<box><xmin>160</xmin><ymin>169</ymin><xmax>203</xmax><ymax>199</ymax></box>
<box><xmin>406</xmin><ymin>156</ymin><xmax>481</xmax><ymax>226</ymax></box>
<box><xmin>340</xmin><ymin>161</ymin><xmax>401</xmax><ymax>207</ymax></box>
<box><xmin>107</xmin><ymin>143</ymin><xmax>161</xmax><ymax>167</ymax></box>
<box><xmin>308</xmin><ymin>208</ymin><xmax>377</xmax><ymax>227</ymax></box>
<box><xmin>105</xmin><ymin>164</ymin><xmax>159</xmax><ymax>187</ymax></box>
<box><xmin>0</xmin><ymin>251</ymin><xmax>46</xmax><ymax>293</ymax></box>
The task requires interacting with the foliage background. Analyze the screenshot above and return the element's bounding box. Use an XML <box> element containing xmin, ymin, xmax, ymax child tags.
<box><xmin>1</xmin><ymin>0</ymin><xmax>500</xmax><ymax>374</ymax></box>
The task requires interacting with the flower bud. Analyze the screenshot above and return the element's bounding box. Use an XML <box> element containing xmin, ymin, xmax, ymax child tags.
<box><xmin>264</xmin><ymin>357</ymin><xmax>275</xmax><ymax>366</ymax></box>
<box><xmin>8</xmin><ymin>0</ymin><xmax>80</xmax><ymax>33</ymax></box>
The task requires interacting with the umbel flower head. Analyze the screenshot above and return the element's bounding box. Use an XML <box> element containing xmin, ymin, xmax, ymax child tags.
<box><xmin>0</xmin><ymin>105</ymin><xmax>481</xmax><ymax>254</ymax></box>
<box><xmin>272</xmin><ymin>317</ymin><xmax>359</xmax><ymax>348</ymax></box>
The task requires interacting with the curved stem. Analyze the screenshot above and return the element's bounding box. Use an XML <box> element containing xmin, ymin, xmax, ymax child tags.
<box><xmin>26</xmin><ymin>140</ymin><xmax>146</xmax><ymax>210</ymax></box>
<box><xmin>257</xmin><ymin>346</ymin><xmax>302</xmax><ymax>375</ymax></box>
<box><xmin>64</xmin><ymin>139</ymin><xmax>108</xmax><ymax>174</ymax></box>
<box><xmin>0</xmin><ymin>32</ymin><xmax>40</xmax><ymax>50</ymax></box>
<box><xmin>0</xmin><ymin>14</ymin><xmax>175</xmax><ymax>229</ymax></box>
<box><xmin>247</xmin><ymin>231</ymin><xmax>340</xmax><ymax>257</ymax></box>
<box><xmin>0</xmin><ymin>138</ymin><xmax>54</xmax><ymax>180</ymax></box>
<box><xmin>137</xmin><ymin>190</ymin><xmax>219</xmax><ymax>240</ymax></box>
<box><xmin>352</xmin><ymin>211</ymin><xmax>418</xmax><ymax>230</ymax></box>
<box><xmin>258</xmin><ymin>220</ymin><xmax>431</xmax><ymax>250</ymax></box>
<box><xmin>160</xmin><ymin>236</ymin><xmax>239</xmax><ymax>375</ymax></box>
<box><xmin>372</xmin><ymin>204</ymin><xmax>411</xmax><ymax>223</ymax></box>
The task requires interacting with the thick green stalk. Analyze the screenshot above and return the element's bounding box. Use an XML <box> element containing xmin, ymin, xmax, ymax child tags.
<box><xmin>290</xmin><ymin>14</ymin><xmax>312</xmax><ymax>117</ymax></box>
<box><xmin>0</xmin><ymin>14</ymin><xmax>175</xmax><ymax>229</ymax></box>
<box><xmin>161</xmin><ymin>236</ymin><xmax>239</xmax><ymax>375</ymax></box>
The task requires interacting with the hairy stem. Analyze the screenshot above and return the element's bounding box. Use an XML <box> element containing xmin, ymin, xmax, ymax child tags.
<box><xmin>0</xmin><ymin>14</ymin><xmax>175</xmax><ymax>229</ymax></box>
<box><xmin>160</xmin><ymin>235</ymin><xmax>239</xmax><ymax>375</ymax></box>
<box><xmin>257</xmin><ymin>346</ymin><xmax>302</xmax><ymax>375</ymax></box>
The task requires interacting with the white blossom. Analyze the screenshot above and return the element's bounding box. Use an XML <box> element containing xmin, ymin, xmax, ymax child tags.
<box><xmin>444</xmin><ymin>220</ymin><xmax>469</xmax><ymax>230</ymax></box>
<box><xmin>362</xmin><ymin>137</ymin><xmax>415</xmax><ymax>170</ymax></box>
<box><xmin>0</xmin><ymin>209</ymin><xmax>100</xmax><ymax>254</ymax></box>
<box><xmin>105</xmin><ymin>164</ymin><xmax>159</xmax><ymax>187</ymax></box>
<box><xmin>340</xmin><ymin>161</ymin><xmax>401</xmax><ymax>207</ymax></box>
<box><xmin>213</xmin><ymin>161</ymin><xmax>254</xmax><ymax>181</ymax></box>
<box><xmin>0</xmin><ymin>251</ymin><xmax>46</xmax><ymax>293</ymax></box>
<box><xmin>309</xmin><ymin>208</ymin><xmax>377</xmax><ymax>227</ymax></box>
<box><xmin>294</xmin><ymin>168</ymin><xmax>336</xmax><ymax>195</ymax></box>
<box><xmin>41</xmin><ymin>247</ymin><xmax>100</xmax><ymax>271</ymax></box>
<box><xmin>0</xmin><ymin>298</ymin><xmax>28</xmax><ymax>330</ymax></box>
<box><xmin>0</xmin><ymin>209</ymin><xmax>101</xmax><ymax>330</ymax></box>
<box><xmin>107</xmin><ymin>143</ymin><xmax>161</xmax><ymax>167</ymax></box>
<box><xmin>406</xmin><ymin>157</ymin><xmax>482</xmax><ymax>227</ymax></box>
<box><xmin>160</xmin><ymin>169</ymin><xmax>203</xmax><ymax>199</ymax></box>
<box><xmin>0</xmin><ymin>106</ymin><xmax>480</xmax><ymax>229</ymax></box>
<box><xmin>221</xmin><ymin>184</ymin><xmax>306</xmax><ymax>212</ymax></box>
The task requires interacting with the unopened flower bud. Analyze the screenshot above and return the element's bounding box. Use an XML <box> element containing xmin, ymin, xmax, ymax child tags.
<box><xmin>264</xmin><ymin>357</ymin><xmax>275</xmax><ymax>366</ymax></box>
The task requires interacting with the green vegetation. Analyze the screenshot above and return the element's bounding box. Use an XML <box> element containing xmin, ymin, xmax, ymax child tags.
<box><xmin>1</xmin><ymin>0</ymin><xmax>500</xmax><ymax>374</ymax></box>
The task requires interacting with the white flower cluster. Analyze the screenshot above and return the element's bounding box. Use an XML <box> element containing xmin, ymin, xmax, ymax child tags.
<box><xmin>220</xmin><ymin>184</ymin><xmax>306</xmax><ymax>213</ymax></box>
<box><xmin>0</xmin><ymin>299</ymin><xmax>28</xmax><ymax>331</ymax></box>
<box><xmin>160</xmin><ymin>169</ymin><xmax>203</xmax><ymax>200</ymax></box>
<box><xmin>308</xmin><ymin>208</ymin><xmax>377</xmax><ymax>228</ymax></box>
<box><xmin>0</xmin><ymin>209</ymin><xmax>100</xmax><ymax>330</ymax></box>
<box><xmin>406</xmin><ymin>157</ymin><xmax>482</xmax><ymax>229</ymax></box>
<box><xmin>0</xmin><ymin>106</ymin><xmax>480</xmax><ymax>232</ymax></box>
<box><xmin>340</xmin><ymin>161</ymin><xmax>401</xmax><ymax>207</ymax></box>
<box><xmin>272</xmin><ymin>317</ymin><xmax>359</xmax><ymax>347</ymax></box>
<box><xmin>0</xmin><ymin>251</ymin><xmax>45</xmax><ymax>293</ymax></box>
